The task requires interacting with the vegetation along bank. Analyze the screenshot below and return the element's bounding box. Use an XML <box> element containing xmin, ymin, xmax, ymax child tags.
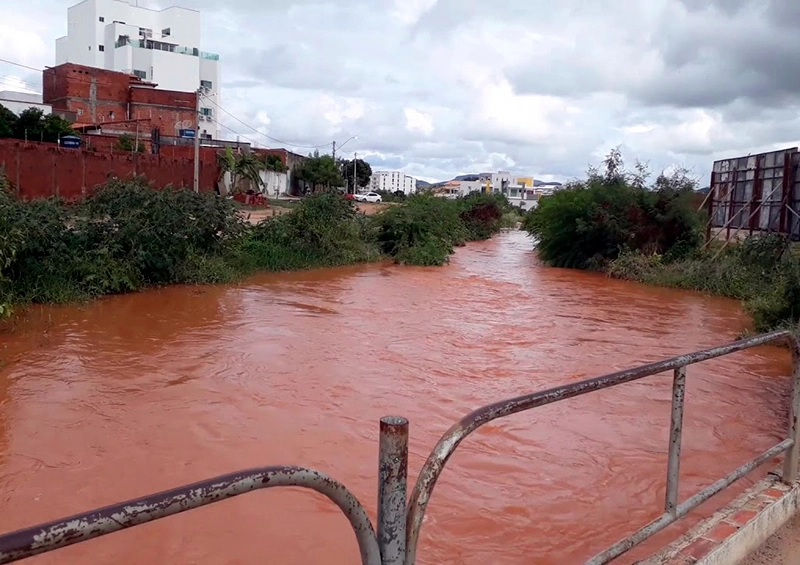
<box><xmin>524</xmin><ymin>149</ymin><xmax>800</xmax><ymax>333</ymax></box>
<box><xmin>0</xmin><ymin>178</ymin><xmax>521</xmax><ymax>319</ymax></box>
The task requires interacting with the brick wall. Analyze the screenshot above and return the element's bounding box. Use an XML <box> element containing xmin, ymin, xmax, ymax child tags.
<box><xmin>43</xmin><ymin>63</ymin><xmax>198</xmax><ymax>137</ymax></box>
<box><xmin>0</xmin><ymin>139</ymin><xmax>219</xmax><ymax>201</ymax></box>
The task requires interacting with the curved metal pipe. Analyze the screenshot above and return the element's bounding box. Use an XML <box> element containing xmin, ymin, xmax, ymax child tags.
<box><xmin>404</xmin><ymin>329</ymin><xmax>792</xmax><ymax>564</ymax></box>
<box><xmin>0</xmin><ymin>466</ymin><xmax>381</xmax><ymax>565</ymax></box>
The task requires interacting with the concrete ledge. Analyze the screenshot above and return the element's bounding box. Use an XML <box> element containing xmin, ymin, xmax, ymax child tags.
<box><xmin>643</xmin><ymin>473</ymin><xmax>800</xmax><ymax>565</ymax></box>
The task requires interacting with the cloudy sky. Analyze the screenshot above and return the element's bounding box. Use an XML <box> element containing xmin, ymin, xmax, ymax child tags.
<box><xmin>1</xmin><ymin>0</ymin><xmax>799</xmax><ymax>182</ymax></box>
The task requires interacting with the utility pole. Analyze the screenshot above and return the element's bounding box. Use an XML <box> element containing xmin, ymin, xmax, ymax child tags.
<box><xmin>332</xmin><ymin>140</ymin><xmax>336</xmax><ymax>160</ymax></box>
<box><xmin>353</xmin><ymin>152</ymin><xmax>357</xmax><ymax>194</ymax></box>
<box><xmin>193</xmin><ymin>87</ymin><xmax>201</xmax><ymax>193</ymax></box>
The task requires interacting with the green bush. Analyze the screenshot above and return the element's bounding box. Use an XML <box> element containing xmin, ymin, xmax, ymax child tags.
<box><xmin>244</xmin><ymin>192</ymin><xmax>380</xmax><ymax>270</ymax></box>
<box><xmin>0</xmin><ymin>183</ymin><xmax>512</xmax><ymax>317</ymax></box>
<box><xmin>524</xmin><ymin>150</ymin><xmax>703</xmax><ymax>269</ymax></box>
<box><xmin>458</xmin><ymin>192</ymin><xmax>506</xmax><ymax>240</ymax></box>
<box><xmin>372</xmin><ymin>194</ymin><xmax>467</xmax><ymax>266</ymax></box>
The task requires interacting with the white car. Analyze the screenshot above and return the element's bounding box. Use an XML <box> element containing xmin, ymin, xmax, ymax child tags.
<box><xmin>355</xmin><ymin>192</ymin><xmax>382</xmax><ymax>203</ymax></box>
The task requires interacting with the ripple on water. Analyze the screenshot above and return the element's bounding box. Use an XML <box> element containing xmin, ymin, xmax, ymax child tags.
<box><xmin>0</xmin><ymin>230</ymin><xmax>792</xmax><ymax>565</ymax></box>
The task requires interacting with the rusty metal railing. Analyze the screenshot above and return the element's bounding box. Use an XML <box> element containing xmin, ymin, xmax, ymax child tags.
<box><xmin>0</xmin><ymin>330</ymin><xmax>798</xmax><ymax>565</ymax></box>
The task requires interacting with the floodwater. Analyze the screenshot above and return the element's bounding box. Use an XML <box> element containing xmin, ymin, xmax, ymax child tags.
<box><xmin>0</xmin><ymin>230</ymin><xmax>792</xmax><ymax>564</ymax></box>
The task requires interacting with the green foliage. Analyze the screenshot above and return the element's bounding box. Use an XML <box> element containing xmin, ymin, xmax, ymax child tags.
<box><xmin>369</xmin><ymin>193</ymin><xmax>510</xmax><ymax>266</ymax></box>
<box><xmin>375</xmin><ymin>190</ymin><xmax>407</xmax><ymax>203</ymax></box>
<box><xmin>0</xmin><ymin>104</ymin><xmax>18</xmax><ymax>138</ymax></box>
<box><xmin>341</xmin><ymin>158</ymin><xmax>372</xmax><ymax>193</ymax></box>
<box><xmin>1</xmin><ymin>179</ymin><xmax>248</xmax><ymax>310</ymax></box>
<box><xmin>116</xmin><ymin>134</ymin><xmax>145</xmax><ymax>152</ymax></box>
<box><xmin>297</xmin><ymin>151</ymin><xmax>344</xmax><ymax>192</ymax></box>
<box><xmin>264</xmin><ymin>154</ymin><xmax>288</xmax><ymax>173</ymax></box>
<box><xmin>0</xmin><ymin>182</ymin><xmax>510</xmax><ymax>318</ymax></box>
<box><xmin>4</xmin><ymin>107</ymin><xmax>75</xmax><ymax>143</ymax></box>
<box><xmin>607</xmin><ymin>234</ymin><xmax>800</xmax><ymax>333</ymax></box>
<box><xmin>373</xmin><ymin>195</ymin><xmax>467</xmax><ymax>266</ymax></box>
<box><xmin>524</xmin><ymin>149</ymin><xmax>703</xmax><ymax>269</ymax></box>
<box><xmin>244</xmin><ymin>192</ymin><xmax>379</xmax><ymax>270</ymax></box>
<box><xmin>458</xmin><ymin>192</ymin><xmax>506</xmax><ymax>240</ymax></box>
<box><xmin>217</xmin><ymin>148</ymin><xmax>267</xmax><ymax>194</ymax></box>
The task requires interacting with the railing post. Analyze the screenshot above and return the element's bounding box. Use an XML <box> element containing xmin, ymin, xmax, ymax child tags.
<box><xmin>783</xmin><ymin>336</ymin><xmax>800</xmax><ymax>485</ymax></box>
<box><xmin>665</xmin><ymin>367</ymin><xmax>686</xmax><ymax>515</ymax></box>
<box><xmin>378</xmin><ymin>416</ymin><xmax>409</xmax><ymax>565</ymax></box>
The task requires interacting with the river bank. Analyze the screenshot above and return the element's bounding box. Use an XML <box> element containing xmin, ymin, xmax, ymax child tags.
<box><xmin>0</xmin><ymin>179</ymin><xmax>521</xmax><ymax>321</ymax></box>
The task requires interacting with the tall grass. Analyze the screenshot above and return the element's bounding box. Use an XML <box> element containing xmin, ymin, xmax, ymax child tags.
<box><xmin>608</xmin><ymin>234</ymin><xmax>800</xmax><ymax>333</ymax></box>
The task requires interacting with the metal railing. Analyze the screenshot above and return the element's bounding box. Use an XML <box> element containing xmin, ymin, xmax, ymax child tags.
<box><xmin>0</xmin><ymin>330</ymin><xmax>798</xmax><ymax>565</ymax></box>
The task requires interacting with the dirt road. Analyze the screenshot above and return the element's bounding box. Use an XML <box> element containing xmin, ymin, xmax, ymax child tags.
<box><xmin>741</xmin><ymin>514</ymin><xmax>800</xmax><ymax>565</ymax></box>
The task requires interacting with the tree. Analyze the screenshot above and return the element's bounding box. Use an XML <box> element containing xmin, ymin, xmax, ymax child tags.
<box><xmin>14</xmin><ymin>108</ymin><xmax>45</xmax><ymax>141</ymax></box>
<box><xmin>42</xmin><ymin>114</ymin><xmax>75</xmax><ymax>143</ymax></box>
<box><xmin>296</xmin><ymin>151</ymin><xmax>344</xmax><ymax>193</ymax></box>
<box><xmin>7</xmin><ymin>107</ymin><xmax>74</xmax><ymax>143</ymax></box>
<box><xmin>264</xmin><ymin>154</ymin><xmax>288</xmax><ymax>173</ymax></box>
<box><xmin>216</xmin><ymin>147</ymin><xmax>265</xmax><ymax>194</ymax></box>
<box><xmin>341</xmin><ymin>158</ymin><xmax>372</xmax><ymax>193</ymax></box>
<box><xmin>116</xmin><ymin>134</ymin><xmax>145</xmax><ymax>153</ymax></box>
<box><xmin>0</xmin><ymin>104</ymin><xmax>17</xmax><ymax>138</ymax></box>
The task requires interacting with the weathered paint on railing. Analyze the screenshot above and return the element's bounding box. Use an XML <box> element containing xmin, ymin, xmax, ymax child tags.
<box><xmin>0</xmin><ymin>466</ymin><xmax>382</xmax><ymax>565</ymax></box>
<box><xmin>404</xmin><ymin>329</ymin><xmax>799</xmax><ymax>564</ymax></box>
<box><xmin>0</xmin><ymin>330</ymin><xmax>796</xmax><ymax>565</ymax></box>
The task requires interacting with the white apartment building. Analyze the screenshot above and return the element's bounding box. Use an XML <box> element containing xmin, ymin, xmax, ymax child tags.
<box><xmin>55</xmin><ymin>0</ymin><xmax>220</xmax><ymax>138</ymax></box>
<box><xmin>370</xmin><ymin>171</ymin><xmax>416</xmax><ymax>195</ymax></box>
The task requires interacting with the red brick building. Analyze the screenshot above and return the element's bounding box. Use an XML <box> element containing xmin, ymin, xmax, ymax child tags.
<box><xmin>43</xmin><ymin>63</ymin><xmax>197</xmax><ymax>138</ymax></box>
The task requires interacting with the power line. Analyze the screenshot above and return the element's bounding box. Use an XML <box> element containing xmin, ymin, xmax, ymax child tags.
<box><xmin>0</xmin><ymin>58</ymin><xmax>42</xmax><ymax>73</ymax></box>
<box><xmin>202</xmin><ymin>96</ymin><xmax>331</xmax><ymax>150</ymax></box>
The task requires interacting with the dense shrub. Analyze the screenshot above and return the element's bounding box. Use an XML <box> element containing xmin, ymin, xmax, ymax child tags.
<box><xmin>243</xmin><ymin>192</ymin><xmax>380</xmax><ymax>270</ymax></box>
<box><xmin>458</xmin><ymin>192</ymin><xmax>506</xmax><ymax>240</ymax></box>
<box><xmin>524</xmin><ymin>150</ymin><xmax>703</xmax><ymax>269</ymax></box>
<box><xmin>0</xmin><ymin>182</ymin><xmax>514</xmax><ymax>318</ymax></box>
<box><xmin>372</xmin><ymin>194</ymin><xmax>466</xmax><ymax>266</ymax></box>
<box><xmin>3</xmin><ymin>178</ymin><xmax>249</xmax><ymax>304</ymax></box>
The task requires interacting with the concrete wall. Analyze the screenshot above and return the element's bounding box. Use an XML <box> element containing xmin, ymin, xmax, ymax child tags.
<box><xmin>0</xmin><ymin>138</ymin><xmax>218</xmax><ymax>201</ymax></box>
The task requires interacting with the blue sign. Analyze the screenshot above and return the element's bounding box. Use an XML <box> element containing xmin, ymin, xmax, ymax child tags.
<box><xmin>59</xmin><ymin>136</ymin><xmax>81</xmax><ymax>149</ymax></box>
<box><xmin>179</xmin><ymin>129</ymin><xmax>196</xmax><ymax>139</ymax></box>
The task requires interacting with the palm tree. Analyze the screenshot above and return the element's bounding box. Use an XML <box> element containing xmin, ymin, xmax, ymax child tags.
<box><xmin>216</xmin><ymin>148</ymin><xmax>265</xmax><ymax>194</ymax></box>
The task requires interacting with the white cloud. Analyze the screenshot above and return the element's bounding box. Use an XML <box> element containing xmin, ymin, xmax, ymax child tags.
<box><xmin>2</xmin><ymin>0</ymin><xmax>799</xmax><ymax>182</ymax></box>
<box><xmin>404</xmin><ymin>108</ymin><xmax>434</xmax><ymax>135</ymax></box>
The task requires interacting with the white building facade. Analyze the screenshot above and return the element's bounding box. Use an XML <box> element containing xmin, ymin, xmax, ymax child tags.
<box><xmin>370</xmin><ymin>171</ymin><xmax>416</xmax><ymax>195</ymax></box>
<box><xmin>55</xmin><ymin>0</ymin><xmax>220</xmax><ymax>139</ymax></box>
<box><xmin>0</xmin><ymin>92</ymin><xmax>52</xmax><ymax>116</ymax></box>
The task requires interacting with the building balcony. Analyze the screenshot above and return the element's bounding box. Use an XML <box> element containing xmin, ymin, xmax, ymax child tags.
<box><xmin>114</xmin><ymin>37</ymin><xmax>219</xmax><ymax>61</ymax></box>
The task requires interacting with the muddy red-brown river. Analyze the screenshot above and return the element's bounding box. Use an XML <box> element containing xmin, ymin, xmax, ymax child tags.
<box><xmin>0</xmin><ymin>231</ymin><xmax>791</xmax><ymax>564</ymax></box>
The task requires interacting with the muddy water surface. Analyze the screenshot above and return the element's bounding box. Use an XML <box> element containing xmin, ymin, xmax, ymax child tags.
<box><xmin>0</xmin><ymin>230</ymin><xmax>791</xmax><ymax>564</ymax></box>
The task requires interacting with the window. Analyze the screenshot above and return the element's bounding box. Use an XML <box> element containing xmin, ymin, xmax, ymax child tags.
<box><xmin>133</xmin><ymin>69</ymin><xmax>147</xmax><ymax>79</ymax></box>
<box><xmin>88</xmin><ymin>46</ymin><xmax>92</xmax><ymax>50</ymax></box>
<box><xmin>77</xmin><ymin>109</ymin><xmax>83</xmax><ymax>116</ymax></box>
<box><xmin>200</xmin><ymin>80</ymin><xmax>212</xmax><ymax>90</ymax></box>
<box><xmin>99</xmin><ymin>16</ymin><xmax>105</xmax><ymax>22</ymax></box>
<box><xmin>162</xmin><ymin>27</ymin><xmax>171</xmax><ymax>36</ymax></box>
<box><xmin>200</xmin><ymin>107</ymin><xmax>213</xmax><ymax>117</ymax></box>
<box><xmin>99</xmin><ymin>45</ymin><xmax>105</xmax><ymax>51</ymax></box>
<box><xmin>109</xmin><ymin>111</ymin><xmax>115</xmax><ymax>119</ymax></box>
